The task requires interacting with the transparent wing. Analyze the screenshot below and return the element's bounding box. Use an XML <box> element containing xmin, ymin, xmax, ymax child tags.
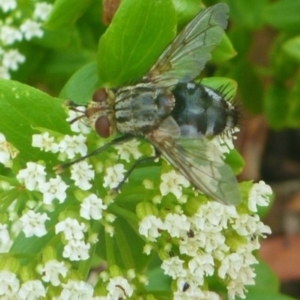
<box><xmin>147</xmin><ymin>117</ymin><xmax>241</xmax><ymax>205</ymax></box>
<box><xmin>144</xmin><ymin>3</ymin><xmax>229</xmax><ymax>87</ymax></box>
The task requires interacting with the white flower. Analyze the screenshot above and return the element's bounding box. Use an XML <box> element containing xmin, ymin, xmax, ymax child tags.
<box><xmin>34</xmin><ymin>2</ymin><xmax>53</xmax><ymax>21</ymax></box>
<box><xmin>70</xmin><ymin>161</ymin><xmax>94</xmax><ymax>190</ymax></box>
<box><xmin>160</xmin><ymin>170</ymin><xmax>190</xmax><ymax>199</ymax></box>
<box><xmin>192</xmin><ymin>202</ymin><xmax>237</xmax><ymax>232</ymax></box>
<box><xmin>0</xmin><ymin>25</ymin><xmax>22</xmax><ymax>45</ymax></box>
<box><xmin>18</xmin><ymin>280</ymin><xmax>46</xmax><ymax>299</ymax></box>
<box><xmin>248</xmin><ymin>181</ymin><xmax>272</xmax><ymax>212</ymax></box>
<box><xmin>39</xmin><ymin>175</ymin><xmax>68</xmax><ymax>205</ymax></box>
<box><xmin>37</xmin><ymin>259</ymin><xmax>68</xmax><ymax>286</ymax></box>
<box><xmin>103</xmin><ymin>164</ymin><xmax>126</xmax><ymax>189</ymax></box>
<box><xmin>179</xmin><ymin>235</ymin><xmax>202</xmax><ymax>257</ymax></box>
<box><xmin>161</xmin><ymin>256</ymin><xmax>187</xmax><ymax>279</ymax></box>
<box><xmin>59</xmin><ymin>280</ymin><xmax>94</xmax><ymax>299</ymax></box>
<box><xmin>218</xmin><ymin>247</ymin><xmax>257</xmax><ymax>282</ymax></box>
<box><xmin>16</xmin><ymin>162</ymin><xmax>46</xmax><ymax>191</ymax></box>
<box><xmin>104</xmin><ymin>224</ymin><xmax>114</xmax><ymax>237</ymax></box>
<box><xmin>0</xmin><ymin>223</ymin><xmax>11</xmax><ymax>252</ymax></box>
<box><xmin>202</xmin><ymin>231</ymin><xmax>226</xmax><ymax>253</ymax></box>
<box><xmin>138</xmin><ymin>215</ymin><xmax>163</xmax><ymax>241</ymax></box>
<box><xmin>188</xmin><ymin>254</ymin><xmax>214</xmax><ymax>283</ymax></box>
<box><xmin>0</xmin><ymin>132</ymin><xmax>11</xmax><ymax>165</ymax></box>
<box><xmin>174</xmin><ymin>285</ymin><xmax>219</xmax><ymax>300</ymax></box>
<box><xmin>20</xmin><ymin>210</ymin><xmax>49</xmax><ymax>237</ymax></box>
<box><xmin>105</xmin><ymin>213</ymin><xmax>116</xmax><ymax>223</ymax></box>
<box><xmin>107</xmin><ymin>276</ymin><xmax>133</xmax><ymax>299</ymax></box>
<box><xmin>63</xmin><ymin>239</ymin><xmax>90</xmax><ymax>261</ymax></box>
<box><xmin>226</xmin><ymin>260</ymin><xmax>256</xmax><ymax>300</ymax></box>
<box><xmin>227</xmin><ymin>278</ymin><xmax>248</xmax><ymax>300</ymax></box>
<box><xmin>55</xmin><ymin>217</ymin><xmax>85</xmax><ymax>240</ymax></box>
<box><xmin>80</xmin><ymin>194</ymin><xmax>107</xmax><ymax>220</ymax></box>
<box><xmin>58</xmin><ymin>134</ymin><xmax>87</xmax><ymax>159</ymax></box>
<box><xmin>114</xmin><ymin>139</ymin><xmax>142</xmax><ymax>162</ymax></box>
<box><xmin>0</xmin><ymin>65</ymin><xmax>10</xmax><ymax>79</ymax></box>
<box><xmin>214</xmin><ymin>128</ymin><xmax>239</xmax><ymax>155</ymax></box>
<box><xmin>2</xmin><ymin>49</ymin><xmax>25</xmax><ymax>71</ymax></box>
<box><xmin>232</xmin><ymin>214</ymin><xmax>271</xmax><ymax>238</ymax></box>
<box><xmin>143</xmin><ymin>179</ymin><xmax>153</xmax><ymax>189</ymax></box>
<box><xmin>66</xmin><ymin>108</ymin><xmax>91</xmax><ymax>134</ymax></box>
<box><xmin>218</xmin><ymin>252</ymin><xmax>241</xmax><ymax>280</ymax></box>
<box><xmin>0</xmin><ymin>0</ymin><xmax>16</xmax><ymax>12</ymax></box>
<box><xmin>32</xmin><ymin>132</ymin><xmax>59</xmax><ymax>153</ymax></box>
<box><xmin>143</xmin><ymin>244</ymin><xmax>153</xmax><ymax>255</ymax></box>
<box><xmin>20</xmin><ymin>20</ymin><xmax>43</xmax><ymax>40</ymax></box>
<box><xmin>0</xmin><ymin>270</ymin><xmax>19</xmax><ymax>297</ymax></box>
<box><xmin>163</xmin><ymin>213</ymin><xmax>190</xmax><ymax>238</ymax></box>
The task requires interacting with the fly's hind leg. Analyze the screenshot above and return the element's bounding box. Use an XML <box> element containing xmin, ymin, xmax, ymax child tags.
<box><xmin>113</xmin><ymin>149</ymin><xmax>161</xmax><ymax>192</ymax></box>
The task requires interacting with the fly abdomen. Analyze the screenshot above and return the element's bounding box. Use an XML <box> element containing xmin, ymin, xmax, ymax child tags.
<box><xmin>172</xmin><ymin>83</ymin><xmax>238</xmax><ymax>137</ymax></box>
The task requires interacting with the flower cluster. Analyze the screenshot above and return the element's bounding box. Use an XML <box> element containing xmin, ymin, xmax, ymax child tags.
<box><xmin>0</xmin><ymin>103</ymin><xmax>273</xmax><ymax>299</ymax></box>
<box><xmin>0</xmin><ymin>0</ymin><xmax>52</xmax><ymax>79</ymax></box>
<box><xmin>139</xmin><ymin>186</ymin><xmax>271</xmax><ymax>299</ymax></box>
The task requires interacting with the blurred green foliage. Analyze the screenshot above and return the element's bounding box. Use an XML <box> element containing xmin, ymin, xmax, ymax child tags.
<box><xmin>2</xmin><ymin>0</ymin><xmax>299</xmax><ymax>299</ymax></box>
<box><xmin>10</xmin><ymin>0</ymin><xmax>300</xmax><ymax>132</ymax></box>
<box><xmin>206</xmin><ymin>0</ymin><xmax>300</xmax><ymax>130</ymax></box>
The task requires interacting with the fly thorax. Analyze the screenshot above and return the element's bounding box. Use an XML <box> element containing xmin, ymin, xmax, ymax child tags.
<box><xmin>115</xmin><ymin>84</ymin><xmax>175</xmax><ymax>135</ymax></box>
<box><xmin>86</xmin><ymin>88</ymin><xmax>116</xmax><ymax>138</ymax></box>
<box><xmin>172</xmin><ymin>83</ymin><xmax>238</xmax><ymax>137</ymax></box>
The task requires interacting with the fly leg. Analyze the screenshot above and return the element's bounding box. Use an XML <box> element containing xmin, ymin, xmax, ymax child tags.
<box><xmin>54</xmin><ymin>135</ymin><xmax>134</xmax><ymax>172</ymax></box>
<box><xmin>113</xmin><ymin>150</ymin><xmax>161</xmax><ymax>192</ymax></box>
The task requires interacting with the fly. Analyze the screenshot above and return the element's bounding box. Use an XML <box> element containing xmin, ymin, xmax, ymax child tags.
<box><xmin>58</xmin><ymin>3</ymin><xmax>241</xmax><ymax>205</ymax></box>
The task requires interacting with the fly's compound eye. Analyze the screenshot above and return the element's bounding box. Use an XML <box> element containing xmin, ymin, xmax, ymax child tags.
<box><xmin>92</xmin><ymin>88</ymin><xmax>111</xmax><ymax>138</ymax></box>
<box><xmin>92</xmin><ymin>88</ymin><xmax>108</xmax><ymax>103</ymax></box>
<box><xmin>95</xmin><ymin>115</ymin><xmax>110</xmax><ymax>138</ymax></box>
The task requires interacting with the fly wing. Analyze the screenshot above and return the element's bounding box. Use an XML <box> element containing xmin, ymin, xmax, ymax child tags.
<box><xmin>147</xmin><ymin>117</ymin><xmax>241</xmax><ymax>205</ymax></box>
<box><xmin>144</xmin><ymin>3</ymin><xmax>229</xmax><ymax>87</ymax></box>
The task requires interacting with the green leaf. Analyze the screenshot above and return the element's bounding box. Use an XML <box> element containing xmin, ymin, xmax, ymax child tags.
<box><xmin>34</xmin><ymin>28</ymin><xmax>73</xmax><ymax>49</ymax></box>
<box><xmin>146</xmin><ymin>266</ymin><xmax>171</xmax><ymax>292</ymax></box>
<box><xmin>282</xmin><ymin>35</ymin><xmax>300</xmax><ymax>62</ymax></box>
<box><xmin>251</xmin><ymin>260</ymin><xmax>279</xmax><ymax>293</ymax></box>
<box><xmin>286</xmin><ymin>77</ymin><xmax>300</xmax><ymax>127</ymax></box>
<box><xmin>60</xmin><ymin>62</ymin><xmax>99</xmax><ymax>105</ymax></box>
<box><xmin>0</xmin><ymin>79</ymin><xmax>70</xmax><ymax>164</ymax></box>
<box><xmin>171</xmin><ymin>0</ymin><xmax>201</xmax><ymax>27</ymax></box>
<box><xmin>264</xmin><ymin>0</ymin><xmax>300</xmax><ymax>31</ymax></box>
<box><xmin>241</xmin><ymin>292</ymin><xmax>297</xmax><ymax>300</ymax></box>
<box><xmin>228</xmin><ymin>26</ymin><xmax>252</xmax><ymax>57</ymax></box>
<box><xmin>97</xmin><ymin>0</ymin><xmax>176</xmax><ymax>87</ymax></box>
<box><xmin>201</xmin><ymin>77</ymin><xmax>238</xmax><ymax>99</ymax></box>
<box><xmin>212</xmin><ymin>34</ymin><xmax>237</xmax><ymax>63</ymax></box>
<box><xmin>96</xmin><ymin>214</ymin><xmax>151</xmax><ymax>271</ymax></box>
<box><xmin>245</xmin><ymin>260</ymin><xmax>295</xmax><ymax>300</ymax></box>
<box><xmin>225</xmin><ymin>0</ymin><xmax>268</xmax><ymax>29</ymax></box>
<box><xmin>225</xmin><ymin>149</ymin><xmax>244</xmax><ymax>176</ymax></box>
<box><xmin>264</xmin><ymin>84</ymin><xmax>288</xmax><ymax>129</ymax></box>
<box><xmin>45</xmin><ymin>0</ymin><xmax>93</xmax><ymax>30</ymax></box>
<box><xmin>269</xmin><ymin>35</ymin><xmax>299</xmax><ymax>81</ymax></box>
<box><xmin>230</xmin><ymin>61</ymin><xmax>264</xmax><ymax>114</ymax></box>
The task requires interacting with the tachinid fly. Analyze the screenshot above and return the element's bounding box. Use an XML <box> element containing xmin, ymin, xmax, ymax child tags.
<box><xmin>63</xmin><ymin>3</ymin><xmax>241</xmax><ymax>205</ymax></box>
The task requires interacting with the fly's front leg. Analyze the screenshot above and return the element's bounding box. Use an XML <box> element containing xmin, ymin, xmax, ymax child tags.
<box><xmin>54</xmin><ymin>135</ymin><xmax>134</xmax><ymax>173</ymax></box>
